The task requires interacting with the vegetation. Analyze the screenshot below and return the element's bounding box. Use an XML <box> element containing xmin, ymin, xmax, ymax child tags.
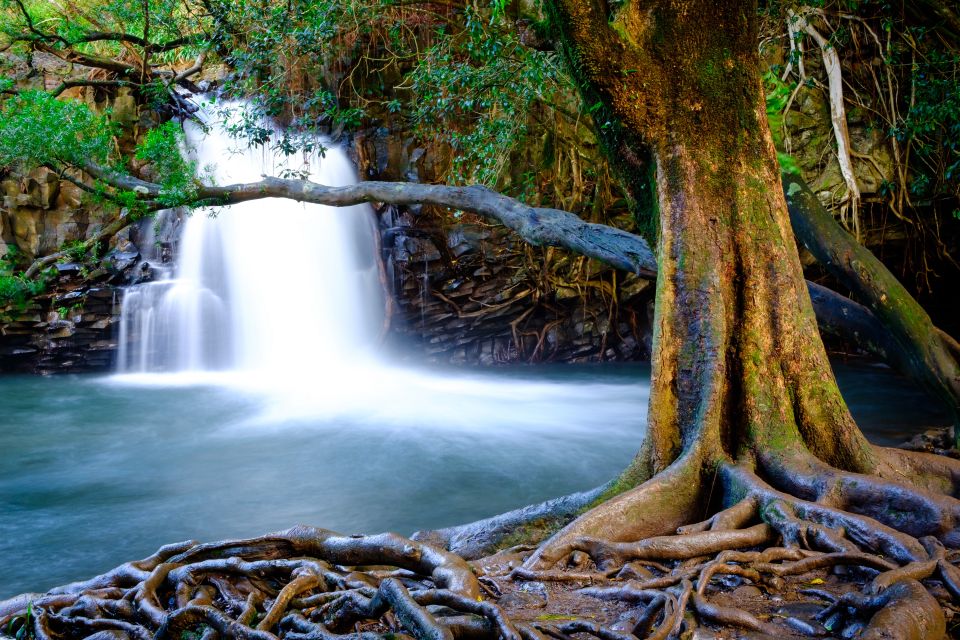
<box><xmin>760</xmin><ymin>1</ymin><xmax>960</xmax><ymax>285</ymax></box>
<box><xmin>1</xmin><ymin>0</ymin><xmax>960</xmax><ymax>638</ymax></box>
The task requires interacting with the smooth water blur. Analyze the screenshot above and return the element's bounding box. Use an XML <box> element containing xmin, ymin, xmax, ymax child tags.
<box><xmin>0</xmin><ymin>360</ymin><xmax>947</xmax><ymax>598</ymax></box>
<box><xmin>117</xmin><ymin>100</ymin><xmax>383</xmax><ymax>373</ymax></box>
<box><xmin>0</xmin><ymin>364</ymin><xmax>646</xmax><ymax>597</ymax></box>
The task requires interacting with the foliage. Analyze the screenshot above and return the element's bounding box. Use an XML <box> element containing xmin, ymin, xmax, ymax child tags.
<box><xmin>762</xmin><ymin>1</ymin><xmax>960</xmax><ymax>283</ymax></box>
<box><xmin>408</xmin><ymin>7</ymin><xmax>569</xmax><ymax>185</ymax></box>
<box><xmin>134</xmin><ymin>121</ymin><xmax>200</xmax><ymax>207</ymax></box>
<box><xmin>0</xmin><ymin>0</ymin><xmax>206</xmax><ymax>64</ymax></box>
<box><xmin>762</xmin><ymin>70</ymin><xmax>800</xmax><ymax>175</ymax></box>
<box><xmin>199</xmin><ymin>0</ymin><xmax>583</xmax><ymax>192</ymax></box>
<box><xmin>894</xmin><ymin>41</ymin><xmax>960</xmax><ymax>203</ymax></box>
<box><xmin>0</xmin><ymin>271</ymin><xmax>46</xmax><ymax>307</ymax></box>
<box><xmin>0</xmin><ymin>89</ymin><xmax>117</xmax><ymax>172</ymax></box>
<box><xmin>205</xmin><ymin>0</ymin><xmax>382</xmax><ymax>154</ymax></box>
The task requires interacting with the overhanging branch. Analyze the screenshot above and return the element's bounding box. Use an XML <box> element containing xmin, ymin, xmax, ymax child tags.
<box><xmin>90</xmin><ymin>168</ymin><xmax>660</xmax><ymax>277</ymax></box>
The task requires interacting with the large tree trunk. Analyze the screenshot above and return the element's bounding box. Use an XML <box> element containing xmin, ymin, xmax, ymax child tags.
<box><xmin>538</xmin><ymin>0</ymin><xmax>870</xmax><ymax>482</ymax></box>
<box><xmin>524</xmin><ymin>0</ymin><xmax>960</xmax><ymax>595</ymax></box>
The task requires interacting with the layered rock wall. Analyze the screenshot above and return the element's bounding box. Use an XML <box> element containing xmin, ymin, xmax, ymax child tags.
<box><xmin>354</xmin><ymin>127</ymin><xmax>656</xmax><ymax>366</ymax></box>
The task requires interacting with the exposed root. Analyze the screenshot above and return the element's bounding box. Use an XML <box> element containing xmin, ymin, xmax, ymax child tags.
<box><xmin>817</xmin><ymin>579</ymin><xmax>945</xmax><ymax>639</ymax></box>
<box><xmin>6</xmin><ymin>446</ymin><xmax>960</xmax><ymax>640</ymax></box>
<box><xmin>498</xmin><ymin>452</ymin><xmax>960</xmax><ymax>638</ymax></box>
<box><xmin>0</xmin><ymin>528</ymin><xmax>485</xmax><ymax>640</ymax></box>
<box><xmin>688</xmin><ymin>592</ymin><xmax>778</xmax><ymax>635</ymax></box>
<box><xmin>529</xmin><ymin>524</ymin><xmax>774</xmax><ymax>571</ymax></box>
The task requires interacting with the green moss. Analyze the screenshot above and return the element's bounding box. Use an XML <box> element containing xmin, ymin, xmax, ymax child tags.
<box><xmin>588</xmin><ymin>457</ymin><xmax>649</xmax><ymax>508</ymax></box>
<box><xmin>496</xmin><ymin>516</ymin><xmax>568</xmax><ymax>550</ymax></box>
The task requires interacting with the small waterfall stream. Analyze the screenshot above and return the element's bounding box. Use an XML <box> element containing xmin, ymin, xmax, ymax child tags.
<box><xmin>117</xmin><ymin>102</ymin><xmax>384</xmax><ymax>375</ymax></box>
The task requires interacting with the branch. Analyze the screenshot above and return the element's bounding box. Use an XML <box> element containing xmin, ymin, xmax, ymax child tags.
<box><xmin>54</xmin><ymin>32</ymin><xmax>204</xmax><ymax>52</ymax></box>
<box><xmin>174</xmin><ymin>51</ymin><xmax>207</xmax><ymax>83</ymax></box>
<box><xmin>784</xmin><ymin>171</ymin><xmax>960</xmax><ymax>431</ymax></box>
<box><xmin>88</xmin><ymin>167</ymin><xmax>659</xmax><ymax>277</ymax></box>
<box><xmin>48</xmin><ymin>79</ymin><xmax>132</xmax><ymax>98</ymax></box>
<box><xmin>34</xmin><ymin>42</ymin><xmax>139</xmax><ymax>76</ymax></box>
<box><xmin>24</xmin><ymin>164</ymin><xmax>935</xmax><ymax>407</ymax></box>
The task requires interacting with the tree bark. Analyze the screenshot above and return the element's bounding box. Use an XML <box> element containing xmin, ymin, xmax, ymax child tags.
<box><xmin>784</xmin><ymin>171</ymin><xmax>960</xmax><ymax>440</ymax></box>
<box><xmin>523</xmin><ymin>0</ymin><xmax>960</xmax><ymax>566</ymax></box>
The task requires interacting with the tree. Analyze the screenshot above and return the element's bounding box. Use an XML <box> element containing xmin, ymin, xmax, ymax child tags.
<box><xmin>784</xmin><ymin>172</ymin><xmax>960</xmax><ymax>444</ymax></box>
<box><xmin>3</xmin><ymin>0</ymin><xmax>960</xmax><ymax>637</ymax></box>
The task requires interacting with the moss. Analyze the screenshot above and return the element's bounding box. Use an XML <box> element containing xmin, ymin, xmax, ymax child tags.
<box><xmin>496</xmin><ymin>515</ymin><xmax>569</xmax><ymax>550</ymax></box>
<box><xmin>695</xmin><ymin>48</ymin><xmax>733</xmax><ymax>104</ymax></box>
<box><xmin>587</xmin><ymin>453</ymin><xmax>651</xmax><ymax>508</ymax></box>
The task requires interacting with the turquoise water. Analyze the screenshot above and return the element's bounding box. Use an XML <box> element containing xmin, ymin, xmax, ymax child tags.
<box><xmin>0</xmin><ymin>361</ymin><xmax>946</xmax><ymax>598</ymax></box>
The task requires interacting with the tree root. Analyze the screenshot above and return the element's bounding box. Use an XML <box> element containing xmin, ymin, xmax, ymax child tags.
<box><xmin>7</xmin><ymin>449</ymin><xmax>960</xmax><ymax>640</ymax></box>
<box><xmin>499</xmin><ymin>452</ymin><xmax>960</xmax><ymax>638</ymax></box>
<box><xmin>0</xmin><ymin>528</ymin><xmax>488</xmax><ymax>640</ymax></box>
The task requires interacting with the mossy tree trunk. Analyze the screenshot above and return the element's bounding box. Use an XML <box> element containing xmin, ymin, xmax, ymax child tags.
<box><xmin>524</xmin><ymin>0</ymin><xmax>960</xmax><ymax>582</ymax></box>
<box><xmin>784</xmin><ymin>172</ymin><xmax>960</xmax><ymax>442</ymax></box>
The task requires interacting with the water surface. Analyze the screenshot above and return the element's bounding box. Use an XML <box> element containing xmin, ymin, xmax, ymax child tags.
<box><xmin>0</xmin><ymin>360</ymin><xmax>945</xmax><ymax>598</ymax></box>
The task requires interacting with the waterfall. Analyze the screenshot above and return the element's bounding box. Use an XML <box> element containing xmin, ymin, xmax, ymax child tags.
<box><xmin>116</xmin><ymin>102</ymin><xmax>384</xmax><ymax>375</ymax></box>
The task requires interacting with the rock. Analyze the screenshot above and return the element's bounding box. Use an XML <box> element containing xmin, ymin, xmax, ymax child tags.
<box><xmin>103</xmin><ymin>248</ymin><xmax>140</xmax><ymax>276</ymax></box>
<box><xmin>518</xmin><ymin>581</ymin><xmax>549</xmax><ymax>605</ymax></box>
<box><xmin>54</xmin><ymin>262</ymin><xmax>83</xmax><ymax>275</ymax></box>
<box><xmin>620</xmin><ymin>273</ymin><xmax>652</xmax><ymax>300</ymax></box>
<box><xmin>52</xmin><ymin>290</ymin><xmax>85</xmax><ymax>306</ymax></box>
<box><xmin>498</xmin><ymin>586</ymin><xmax>547</xmax><ymax>610</ymax></box>
<box><xmin>26</xmin><ymin>167</ymin><xmax>60</xmax><ymax>209</ymax></box>
<box><xmin>110</xmin><ymin>89</ymin><xmax>139</xmax><ymax>127</ymax></box>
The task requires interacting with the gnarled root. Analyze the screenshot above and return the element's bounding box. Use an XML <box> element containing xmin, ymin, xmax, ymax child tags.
<box><xmin>511</xmin><ymin>453</ymin><xmax>960</xmax><ymax>638</ymax></box>
<box><xmin>6</xmin><ymin>443</ymin><xmax>960</xmax><ymax>640</ymax></box>
<box><xmin>0</xmin><ymin>528</ymin><xmax>487</xmax><ymax>640</ymax></box>
<box><xmin>817</xmin><ymin>579</ymin><xmax>945</xmax><ymax>639</ymax></box>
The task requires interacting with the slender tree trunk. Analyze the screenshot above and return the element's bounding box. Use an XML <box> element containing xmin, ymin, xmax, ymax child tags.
<box><xmin>784</xmin><ymin>172</ymin><xmax>960</xmax><ymax>440</ymax></box>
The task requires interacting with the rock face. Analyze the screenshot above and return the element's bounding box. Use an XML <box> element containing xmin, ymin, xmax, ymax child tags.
<box><xmin>1</xmin><ymin>167</ymin><xmax>111</xmax><ymax>259</ymax></box>
<box><xmin>0</xmin><ymin>275</ymin><xmax>121</xmax><ymax>374</ymax></box>
<box><xmin>0</xmin><ymin>161</ymin><xmax>124</xmax><ymax>374</ymax></box>
<box><xmin>382</xmin><ymin>209</ymin><xmax>654</xmax><ymax>365</ymax></box>
<box><xmin>0</xmin><ymin>211</ymin><xmax>180</xmax><ymax>374</ymax></box>
<box><xmin>353</xmin><ymin>129</ymin><xmax>656</xmax><ymax>366</ymax></box>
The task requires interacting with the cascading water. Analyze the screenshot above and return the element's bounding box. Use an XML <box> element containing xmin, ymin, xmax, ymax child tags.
<box><xmin>117</xmin><ymin>101</ymin><xmax>384</xmax><ymax>376</ymax></box>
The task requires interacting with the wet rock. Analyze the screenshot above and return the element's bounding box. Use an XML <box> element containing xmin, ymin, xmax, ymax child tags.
<box><xmin>499</xmin><ymin>583</ymin><xmax>547</xmax><ymax>609</ymax></box>
<box><xmin>519</xmin><ymin>581</ymin><xmax>548</xmax><ymax>602</ymax></box>
<box><xmin>103</xmin><ymin>248</ymin><xmax>141</xmax><ymax>276</ymax></box>
<box><xmin>55</xmin><ymin>262</ymin><xmax>83</xmax><ymax>275</ymax></box>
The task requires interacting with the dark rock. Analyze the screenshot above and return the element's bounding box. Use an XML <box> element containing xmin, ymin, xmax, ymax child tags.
<box><xmin>54</xmin><ymin>262</ymin><xmax>83</xmax><ymax>274</ymax></box>
<box><xmin>103</xmin><ymin>248</ymin><xmax>140</xmax><ymax>276</ymax></box>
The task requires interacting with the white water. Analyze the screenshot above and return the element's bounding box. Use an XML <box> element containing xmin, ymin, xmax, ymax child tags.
<box><xmin>117</xmin><ymin>102</ymin><xmax>384</xmax><ymax>375</ymax></box>
<box><xmin>113</xmin><ymin>101</ymin><xmax>649</xmax><ymax>437</ymax></box>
